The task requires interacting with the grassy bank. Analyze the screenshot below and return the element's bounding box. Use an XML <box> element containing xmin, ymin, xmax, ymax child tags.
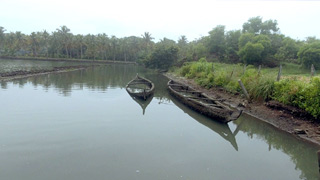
<box><xmin>173</xmin><ymin>59</ymin><xmax>320</xmax><ymax>119</ymax></box>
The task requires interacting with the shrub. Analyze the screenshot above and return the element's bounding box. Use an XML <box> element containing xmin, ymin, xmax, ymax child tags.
<box><xmin>180</xmin><ymin>64</ymin><xmax>191</xmax><ymax>76</ymax></box>
<box><xmin>177</xmin><ymin>61</ymin><xmax>320</xmax><ymax>119</ymax></box>
<box><xmin>300</xmin><ymin>77</ymin><xmax>320</xmax><ymax>118</ymax></box>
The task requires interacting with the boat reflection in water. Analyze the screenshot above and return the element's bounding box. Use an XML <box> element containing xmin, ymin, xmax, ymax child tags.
<box><xmin>170</xmin><ymin>95</ymin><xmax>239</xmax><ymax>151</ymax></box>
<box><xmin>127</xmin><ymin>93</ymin><xmax>153</xmax><ymax>115</ymax></box>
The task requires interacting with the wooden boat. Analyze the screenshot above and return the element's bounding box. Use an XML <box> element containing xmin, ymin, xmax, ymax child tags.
<box><xmin>126</xmin><ymin>74</ymin><xmax>155</xmax><ymax>100</ymax></box>
<box><xmin>167</xmin><ymin>80</ymin><xmax>242</xmax><ymax>123</ymax></box>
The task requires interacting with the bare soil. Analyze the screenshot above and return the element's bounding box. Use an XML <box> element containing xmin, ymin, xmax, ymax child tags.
<box><xmin>165</xmin><ymin>73</ymin><xmax>320</xmax><ymax>147</ymax></box>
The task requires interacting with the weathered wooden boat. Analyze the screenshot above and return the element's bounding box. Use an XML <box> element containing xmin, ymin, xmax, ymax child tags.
<box><xmin>126</xmin><ymin>74</ymin><xmax>155</xmax><ymax>100</ymax></box>
<box><xmin>167</xmin><ymin>80</ymin><xmax>242</xmax><ymax>123</ymax></box>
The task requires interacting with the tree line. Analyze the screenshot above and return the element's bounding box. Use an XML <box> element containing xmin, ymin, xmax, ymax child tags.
<box><xmin>0</xmin><ymin>16</ymin><xmax>319</xmax><ymax>69</ymax></box>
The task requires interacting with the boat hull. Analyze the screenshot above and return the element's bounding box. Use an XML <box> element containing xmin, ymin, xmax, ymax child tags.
<box><xmin>167</xmin><ymin>80</ymin><xmax>242</xmax><ymax>123</ymax></box>
<box><xmin>126</xmin><ymin>75</ymin><xmax>155</xmax><ymax>100</ymax></box>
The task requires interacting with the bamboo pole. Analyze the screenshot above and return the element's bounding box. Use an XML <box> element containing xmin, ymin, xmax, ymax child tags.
<box><xmin>238</xmin><ymin>79</ymin><xmax>250</xmax><ymax>100</ymax></box>
<box><xmin>243</xmin><ymin>64</ymin><xmax>247</xmax><ymax>75</ymax></box>
<box><xmin>311</xmin><ymin>64</ymin><xmax>315</xmax><ymax>77</ymax></box>
<box><xmin>317</xmin><ymin>150</ymin><xmax>320</xmax><ymax>173</ymax></box>
<box><xmin>230</xmin><ymin>67</ymin><xmax>235</xmax><ymax>78</ymax></box>
<box><xmin>277</xmin><ymin>64</ymin><xmax>282</xmax><ymax>81</ymax></box>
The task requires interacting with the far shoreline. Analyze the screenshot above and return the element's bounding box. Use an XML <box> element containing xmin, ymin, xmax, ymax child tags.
<box><xmin>0</xmin><ymin>56</ymin><xmax>137</xmax><ymax>65</ymax></box>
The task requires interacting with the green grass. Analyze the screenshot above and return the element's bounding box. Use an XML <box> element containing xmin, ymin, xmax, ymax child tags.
<box><xmin>173</xmin><ymin>60</ymin><xmax>320</xmax><ymax>119</ymax></box>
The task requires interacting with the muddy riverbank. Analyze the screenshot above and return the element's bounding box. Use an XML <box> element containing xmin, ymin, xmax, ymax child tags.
<box><xmin>0</xmin><ymin>56</ymin><xmax>137</xmax><ymax>64</ymax></box>
<box><xmin>0</xmin><ymin>65</ymin><xmax>92</xmax><ymax>82</ymax></box>
<box><xmin>165</xmin><ymin>73</ymin><xmax>320</xmax><ymax>147</ymax></box>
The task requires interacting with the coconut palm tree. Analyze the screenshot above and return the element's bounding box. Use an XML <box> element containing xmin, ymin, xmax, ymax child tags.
<box><xmin>56</xmin><ymin>25</ymin><xmax>71</xmax><ymax>58</ymax></box>
<box><xmin>142</xmin><ymin>32</ymin><xmax>154</xmax><ymax>53</ymax></box>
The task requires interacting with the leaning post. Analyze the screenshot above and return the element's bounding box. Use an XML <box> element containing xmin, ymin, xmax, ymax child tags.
<box><xmin>238</xmin><ymin>79</ymin><xmax>250</xmax><ymax>100</ymax></box>
<box><xmin>277</xmin><ymin>64</ymin><xmax>282</xmax><ymax>81</ymax></box>
<box><xmin>311</xmin><ymin>64</ymin><xmax>315</xmax><ymax>77</ymax></box>
<box><xmin>258</xmin><ymin>65</ymin><xmax>261</xmax><ymax>75</ymax></box>
<box><xmin>243</xmin><ymin>64</ymin><xmax>247</xmax><ymax>75</ymax></box>
<box><xmin>318</xmin><ymin>150</ymin><xmax>320</xmax><ymax>173</ymax></box>
<box><xmin>230</xmin><ymin>67</ymin><xmax>235</xmax><ymax>78</ymax></box>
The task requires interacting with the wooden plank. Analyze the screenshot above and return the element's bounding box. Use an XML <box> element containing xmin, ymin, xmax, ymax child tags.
<box><xmin>175</xmin><ymin>90</ymin><xmax>201</xmax><ymax>93</ymax></box>
<box><xmin>128</xmin><ymin>82</ymin><xmax>150</xmax><ymax>85</ymax></box>
<box><xmin>127</xmin><ymin>87</ymin><xmax>150</xmax><ymax>90</ymax></box>
<box><xmin>189</xmin><ymin>96</ymin><xmax>224</xmax><ymax>101</ymax></box>
<box><xmin>238</xmin><ymin>79</ymin><xmax>250</xmax><ymax>100</ymax></box>
<box><xmin>169</xmin><ymin>84</ymin><xmax>188</xmax><ymax>87</ymax></box>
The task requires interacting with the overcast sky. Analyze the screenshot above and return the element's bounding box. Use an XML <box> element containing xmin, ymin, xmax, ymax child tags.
<box><xmin>1</xmin><ymin>0</ymin><xmax>319</xmax><ymax>42</ymax></box>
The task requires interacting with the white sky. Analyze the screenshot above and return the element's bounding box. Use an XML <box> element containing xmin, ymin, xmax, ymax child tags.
<box><xmin>1</xmin><ymin>0</ymin><xmax>319</xmax><ymax>42</ymax></box>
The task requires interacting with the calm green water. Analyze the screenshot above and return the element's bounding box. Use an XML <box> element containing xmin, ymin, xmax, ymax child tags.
<box><xmin>0</xmin><ymin>60</ymin><xmax>319</xmax><ymax>180</ymax></box>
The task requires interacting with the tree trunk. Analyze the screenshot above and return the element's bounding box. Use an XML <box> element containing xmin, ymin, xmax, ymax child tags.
<box><xmin>80</xmin><ymin>45</ymin><xmax>83</xmax><ymax>59</ymax></box>
<box><xmin>65</xmin><ymin>46</ymin><xmax>69</xmax><ymax>58</ymax></box>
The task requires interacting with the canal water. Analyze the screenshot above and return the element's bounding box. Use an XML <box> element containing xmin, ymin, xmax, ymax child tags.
<box><xmin>0</xmin><ymin>60</ymin><xmax>319</xmax><ymax>180</ymax></box>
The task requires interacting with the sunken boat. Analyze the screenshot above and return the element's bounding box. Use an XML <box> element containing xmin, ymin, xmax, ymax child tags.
<box><xmin>126</xmin><ymin>74</ymin><xmax>155</xmax><ymax>100</ymax></box>
<box><xmin>167</xmin><ymin>80</ymin><xmax>242</xmax><ymax>123</ymax></box>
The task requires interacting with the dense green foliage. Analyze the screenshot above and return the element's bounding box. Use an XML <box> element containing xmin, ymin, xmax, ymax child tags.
<box><xmin>273</xmin><ymin>77</ymin><xmax>320</xmax><ymax>118</ymax></box>
<box><xmin>176</xmin><ymin>60</ymin><xmax>320</xmax><ymax>119</ymax></box>
<box><xmin>1</xmin><ymin>16</ymin><xmax>319</xmax><ymax>69</ymax></box>
<box><xmin>0</xmin><ymin>25</ymin><xmax>156</xmax><ymax>62</ymax></box>
<box><xmin>298</xmin><ymin>42</ymin><xmax>320</xmax><ymax>69</ymax></box>
<box><xmin>144</xmin><ymin>44</ymin><xmax>179</xmax><ymax>70</ymax></box>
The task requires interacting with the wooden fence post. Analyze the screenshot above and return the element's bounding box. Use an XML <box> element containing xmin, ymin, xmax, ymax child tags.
<box><xmin>277</xmin><ymin>64</ymin><xmax>282</xmax><ymax>81</ymax></box>
<box><xmin>243</xmin><ymin>64</ymin><xmax>247</xmax><ymax>75</ymax></box>
<box><xmin>311</xmin><ymin>64</ymin><xmax>315</xmax><ymax>77</ymax></box>
<box><xmin>238</xmin><ymin>79</ymin><xmax>250</xmax><ymax>100</ymax></box>
<box><xmin>230</xmin><ymin>67</ymin><xmax>235</xmax><ymax>78</ymax></box>
<box><xmin>258</xmin><ymin>65</ymin><xmax>261</xmax><ymax>75</ymax></box>
<box><xmin>317</xmin><ymin>150</ymin><xmax>320</xmax><ymax>173</ymax></box>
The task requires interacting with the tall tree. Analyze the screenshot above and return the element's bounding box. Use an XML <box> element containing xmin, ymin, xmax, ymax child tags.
<box><xmin>74</xmin><ymin>34</ymin><xmax>85</xmax><ymax>59</ymax></box>
<box><xmin>275</xmin><ymin>37</ymin><xmax>299</xmax><ymax>61</ymax></box>
<box><xmin>298</xmin><ymin>42</ymin><xmax>320</xmax><ymax>69</ymax></box>
<box><xmin>15</xmin><ymin>31</ymin><xmax>26</xmax><ymax>55</ymax></box>
<box><xmin>242</xmin><ymin>16</ymin><xmax>279</xmax><ymax>35</ymax></box>
<box><xmin>29</xmin><ymin>32</ymin><xmax>40</xmax><ymax>56</ymax></box>
<box><xmin>142</xmin><ymin>32</ymin><xmax>154</xmax><ymax>53</ymax></box>
<box><xmin>207</xmin><ymin>25</ymin><xmax>226</xmax><ymax>60</ymax></box>
<box><xmin>145</xmin><ymin>44</ymin><xmax>179</xmax><ymax>70</ymax></box>
<box><xmin>238</xmin><ymin>34</ymin><xmax>272</xmax><ymax>65</ymax></box>
<box><xmin>110</xmin><ymin>35</ymin><xmax>118</xmax><ymax>61</ymax></box>
<box><xmin>84</xmin><ymin>34</ymin><xmax>97</xmax><ymax>60</ymax></box>
<box><xmin>226</xmin><ymin>30</ymin><xmax>241</xmax><ymax>62</ymax></box>
<box><xmin>238</xmin><ymin>42</ymin><xmax>264</xmax><ymax>65</ymax></box>
<box><xmin>56</xmin><ymin>26</ymin><xmax>71</xmax><ymax>58</ymax></box>
<box><xmin>41</xmin><ymin>30</ymin><xmax>50</xmax><ymax>58</ymax></box>
<box><xmin>0</xmin><ymin>27</ymin><xmax>5</xmax><ymax>54</ymax></box>
<box><xmin>178</xmin><ymin>35</ymin><xmax>188</xmax><ymax>60</ymax></box>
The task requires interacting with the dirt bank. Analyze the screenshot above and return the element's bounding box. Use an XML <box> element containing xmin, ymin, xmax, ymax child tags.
<box><xmin>165</xmin><ymin>73</ymin><xmax>320</xmax><ymax>147</ymax></box>
<box><xmin>0</xmin><ymin>65</ymin><xmax>92</xmax><ymax>82</ymax></box>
